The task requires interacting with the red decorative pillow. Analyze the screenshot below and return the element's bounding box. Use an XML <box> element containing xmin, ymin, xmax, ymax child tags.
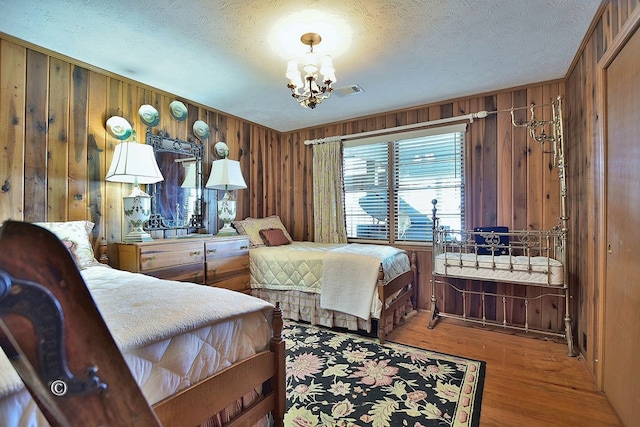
<box><xmin>259</xmin><ymin>228</ymin><xmax>291</xmax><ymax>247</ymax></box>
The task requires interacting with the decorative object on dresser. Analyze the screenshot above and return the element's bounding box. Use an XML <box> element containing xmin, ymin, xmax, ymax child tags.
<box><xmin>105</xmin><ymin>127</ymin><xmax>164</xmax><ymax>243</ymax></box>
<box><xmin>205</xmin><ymin>142</ymin><xmax>247</xmax><ymax>236</ymax></box>
<box><xmin>116</xmin><ymin>235</ymin><xmax>251</xmax><ymax>293</ymax></box>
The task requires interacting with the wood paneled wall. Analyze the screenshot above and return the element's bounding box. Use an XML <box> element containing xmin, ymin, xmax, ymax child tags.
<box><xmin>0</xmin><ymin>36</ymin><xmax>281</xmax><ymax>264</ymax></box>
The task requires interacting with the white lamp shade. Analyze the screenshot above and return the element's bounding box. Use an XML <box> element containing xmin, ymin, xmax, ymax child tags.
<box><xmin>205</xmin><ymin>158</ymin><xmax>247</xmax><ymax>190</ymax></box>
<box><xmin>105</xmin><ymin>142</ymin><xmax>164</xmax><ymax>184</ymax></box>
<box><xmin>181</xmin><ymin>162</ymin><xmax>198</xmax><ymax>189</ymax></box>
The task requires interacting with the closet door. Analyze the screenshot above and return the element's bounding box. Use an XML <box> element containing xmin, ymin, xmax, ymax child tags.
<box><xmin>604</xmin><ymin>24</ymin><xmax>640</xmax><ymax>426</ymax></box>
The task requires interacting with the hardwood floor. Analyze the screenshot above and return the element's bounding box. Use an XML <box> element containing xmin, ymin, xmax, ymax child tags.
<box><xmin>385</xmin><ymin>311</ymin><xmax>622</xmax><ymax>426</ymax></box>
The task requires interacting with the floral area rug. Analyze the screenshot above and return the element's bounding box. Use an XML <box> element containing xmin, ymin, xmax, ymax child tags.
<box><xmin>283</xmin><ymin>321</ymin><xmax>485</xmax><ymax>427</ymax></box>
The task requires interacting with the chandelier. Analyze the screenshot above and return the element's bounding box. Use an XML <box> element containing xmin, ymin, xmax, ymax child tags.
<box><xmin>286</xmin><ymin>32</ymin><xmax>336</xmax><ymax>109</ymax></box>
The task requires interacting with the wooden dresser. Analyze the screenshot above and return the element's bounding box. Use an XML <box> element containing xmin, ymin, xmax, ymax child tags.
<box><xmin>116</xmin><ymin>235</ymin><xmax>251</xmax><ymax>293</ymax></box>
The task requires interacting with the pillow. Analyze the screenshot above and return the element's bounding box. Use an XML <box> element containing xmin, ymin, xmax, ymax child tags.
<box><xmin>473</xmin><ymin>226</ymin><xmax>509</xmax><ymax>255</ymax></box>
<box><xmin>259</xmin><ymin>228</ymin><xmax>291</xmax><ymax>247</ymax></box>
<box><xmin>232</xmin><ymin>215</ymin><xmax>293</xmax><ymax>247</ymax></box>
<box><xmin>34</xmin><ymin>220</ymin><xmax>101</xmax><ymax>269</ymax></box>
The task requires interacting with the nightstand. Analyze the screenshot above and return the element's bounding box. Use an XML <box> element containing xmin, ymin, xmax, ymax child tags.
<box><xmin>116</xmin><ymin>235</ymin><xmax>250</xmax><ymax>293</ymax></box>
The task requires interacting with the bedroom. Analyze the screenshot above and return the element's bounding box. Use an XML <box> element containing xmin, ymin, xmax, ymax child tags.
<box><xmin>0</xmin><ymin>0</ymin><xmax>638</xmax><ymax>425</ymax></box>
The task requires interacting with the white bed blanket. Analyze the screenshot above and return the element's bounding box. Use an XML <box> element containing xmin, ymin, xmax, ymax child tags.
<box><xmin>320</xmin><ymin>244</ymin><xmax>404</xmax><ymax>319</ymax></box>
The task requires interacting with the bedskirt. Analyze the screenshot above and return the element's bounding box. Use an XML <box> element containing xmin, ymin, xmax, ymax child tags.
<box><xmin>251</xmin><ymin>288</ymin><xmax>414</xmax><ymax>337</ymax></box>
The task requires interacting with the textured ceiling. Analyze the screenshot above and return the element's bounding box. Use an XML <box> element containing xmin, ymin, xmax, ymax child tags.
<box><xmin>1</xmin><ymin>0</ymin><xmax>600</xmax><ymax>132</ymax></box>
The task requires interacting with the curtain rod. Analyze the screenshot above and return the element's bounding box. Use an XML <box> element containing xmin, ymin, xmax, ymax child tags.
<box><xmin>303</xmin><ymin>110</ymin><xmax>491</xmax><ymax>146</ymax></box>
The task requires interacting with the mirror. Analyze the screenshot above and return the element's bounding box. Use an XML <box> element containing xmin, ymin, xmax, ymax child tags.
<box><xmin>144</xmin><ymin>129</ymin><xmax>205</xmax><ymax>231</ymax></box>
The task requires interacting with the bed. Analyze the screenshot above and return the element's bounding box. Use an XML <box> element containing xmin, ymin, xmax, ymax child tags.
<box><xmin>429</xmin><ymin>202</ymin><xmax>575</xmax><ymax>356</ymax></box>
<box><xmin>0</xmin><ymin>220</ymin><xmax>285</xmax><ymax>426</ymax></box>
<box><xmin>231</xmin><ymin>216</ymin><xmax>418</xmax><ymax>344</ymax></box>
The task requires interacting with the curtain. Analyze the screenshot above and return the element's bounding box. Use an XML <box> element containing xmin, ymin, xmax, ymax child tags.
<box><xmin>312</xmin><ymin>141</ymin><xmax>347</xmax><ymax>243</ymax></box>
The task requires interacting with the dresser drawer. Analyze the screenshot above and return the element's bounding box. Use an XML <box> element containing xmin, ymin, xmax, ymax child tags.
<box><xmin>204</xmin><ymin>238</ymin><xmax>249</xmax><ymax>260</ymax></box>
<box><xmin>213</xmin><ymin>273</ymin><xmax>250</xmax><ymax>293</ymax></box>
<box><xmin>206</xmin><ymin>255</ymin><xmax>249</xmax><ymax>281</ymax></box>
<box><xmin>144</xmin><ymin>263</ymin><xmax>205</xmax><ymax>284</ymax></box>
<box><xmin>138</xmin><ymin>242</ymin><xmax>204</xmax><ymax>271</ymax></box>
<box><xmin>203</xmin><ymin>236</ymin><xmax>250</xmax><ymax>292</ymax></box>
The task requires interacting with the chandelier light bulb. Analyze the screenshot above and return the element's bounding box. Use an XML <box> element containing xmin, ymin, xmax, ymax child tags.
<box><xmin>286</xmin><ymin>60</ymin><xmax>304</xmax><ymax>89</ymax></box>
<box><xmin>303</xmin><ymin>51</ymin><xmax>318</xmax><ymax>74</ymax></box>
<box><xmin>320</xmin><ymin>56</ymin><xmax>336</xmax><ymax>83</ymax></box>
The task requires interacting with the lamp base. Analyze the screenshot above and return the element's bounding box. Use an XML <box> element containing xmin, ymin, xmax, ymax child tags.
<box><xmin>123</xmin><ymin>229</ymin><xmax>154</xmax><ymax>243</ymax></box>
<box><xmin>216</xmin><ymin>194</ymin><xmax>238</xmax><ymax>236</ymax></box>
<box><xmin>216</xmin><ymin>222</ymin><xmax>238</xmax><ymax>236</ymax></box>
<box><xmin>123</xmin><ymin>189</ymin><xmax>153</xmax><ymax>243</ymax></box>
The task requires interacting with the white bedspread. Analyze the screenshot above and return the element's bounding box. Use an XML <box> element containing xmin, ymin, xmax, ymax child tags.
<box><xmin>0</xmin><ymin>265</ymin><xmax>274</xmax><ymax>427</ymax></box>
<box><xmin>83</xmin><ymin>266</ymin><xmax>272</xmax><ymax>351</ymax></box>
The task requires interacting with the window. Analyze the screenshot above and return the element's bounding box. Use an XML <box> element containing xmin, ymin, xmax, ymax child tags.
<box><xmin>343</xmin><ymin>123</ymin><xmax>465</xmax><ymax>243</ymax></box>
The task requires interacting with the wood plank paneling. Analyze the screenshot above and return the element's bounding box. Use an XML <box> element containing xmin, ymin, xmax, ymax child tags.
<box><xmin>0</xmin><ymin>40</ymin><xmax>26</xmax><ymax>222</ymax></box>
<box><xmin>87</xmin><ymin>72</ymin><xmax>107</xmax><ymax>244</ymax></box>
<box><xmin>48</xmin><ymin>58</ymin><xmax>71</xmax><ymax>222</ymax></box>
<box><xmin>69</xmin><ymin>65</ymin><xmax>89</xmax><ymax>220</ymax></box>
<box><xmin>24</xmin><ymin>49</ymin><xmax>48</xmax><ymax>222</ymax></box>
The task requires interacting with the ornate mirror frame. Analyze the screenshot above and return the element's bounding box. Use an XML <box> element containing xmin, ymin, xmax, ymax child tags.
<box><xmin>144</xmin><ymin>129</ymin><xmax>205</xmax><ymax>231</ymax></box>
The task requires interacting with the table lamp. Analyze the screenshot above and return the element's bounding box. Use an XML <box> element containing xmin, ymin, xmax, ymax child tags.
<box><xmin>106</xmin><ymin>141</ymin><xmax>164</xmax><ymax>242</ymax></box>
<box><xmin>205</xmin><ymin>154</ymin><xmax>247</xmax><ymax>236</ymax></box>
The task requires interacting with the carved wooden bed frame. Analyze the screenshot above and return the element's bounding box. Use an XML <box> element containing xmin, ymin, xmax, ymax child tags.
<box><xmin>0</xmin><ymin>221</ymin><xmax>285</xmax><ymax>426</ymax></box>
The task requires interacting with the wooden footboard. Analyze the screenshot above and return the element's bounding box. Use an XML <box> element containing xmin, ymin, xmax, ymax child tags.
<box><xmin>377</xmin><ymin>251</ymin><xmax>418</xmax><ymax>344</ymax></box>
<box><xmin>153</xmin><ymin>305</ymin><xmax>285</xmax><ymax>427</ymax></box>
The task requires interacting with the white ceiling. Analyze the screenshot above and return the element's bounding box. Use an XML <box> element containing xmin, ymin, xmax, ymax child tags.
<box><xmin>1</xmin><ymin>0</ymin><xmax>600</xmax><ymax>132</ymax></box>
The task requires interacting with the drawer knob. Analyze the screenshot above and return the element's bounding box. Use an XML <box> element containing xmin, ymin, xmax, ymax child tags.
<box><xmin>189</xmin><ymin>251</ymin><xmax>202</xmax><ymax>256</ymax></box>
<box><xmin>142</xmin><ymin>256</ymin><xmax>156</xmax><ymax>263</ymax></box>
<box><xmin>240</xmin><ymin>245</ymin><xmax>248</xmax><ymax>250</ymax></box>
<box><xmin>207</xmin><ymin>249</ymin><xmax>217</xmax><ymax>254</ymax></box>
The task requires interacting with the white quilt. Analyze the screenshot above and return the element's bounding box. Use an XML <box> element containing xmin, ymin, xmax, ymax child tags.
<box><xmin>0</xmin><ymin>265</ymin><xmax>274</xmax><ymax>427</ymax></box>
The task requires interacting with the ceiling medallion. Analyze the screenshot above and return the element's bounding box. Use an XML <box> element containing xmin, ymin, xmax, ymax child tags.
<box><xmin>285</xmin><ymin>32</ymin><xmax>336</xmax><ymax>109</ymax></box>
